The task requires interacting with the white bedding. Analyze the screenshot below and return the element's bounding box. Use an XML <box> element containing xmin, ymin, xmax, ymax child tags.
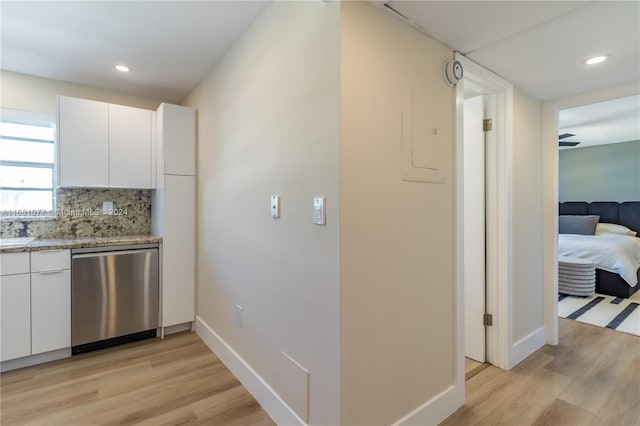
<box><xmin>558</xmin><ymin>234</ymin><xmax>640</xmax><ymax>286</ymax></box>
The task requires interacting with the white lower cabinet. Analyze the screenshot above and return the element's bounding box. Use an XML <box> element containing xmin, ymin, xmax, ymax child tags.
<box><xmin>31</xmin><ymin>269</ymin><xmax>71</xmax><ymax>354</ymax></box>
<box><xmin>158</xmin><ymin>175</ymin><xmax>195</xmax><ymax>327</ymax></box>
<box><xmin>0</xmin><ymin>273</ymin><xmax>31</xmax><ymax>362</ymax></box>
<box><xmin>0</xmin><ymin>249</ymin><xmax>71</xmax><ymax>363</ymax></box>
<box><xmin>30</xmin><ymin>249</ymin><xmax>71</xmax><ymax>355</ymax></box>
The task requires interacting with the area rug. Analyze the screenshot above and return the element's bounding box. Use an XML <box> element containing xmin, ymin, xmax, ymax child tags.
<box><xmin>558</xmin><ymin>292</ymin><xmax>640</xmax><ymax>337</ymax></box>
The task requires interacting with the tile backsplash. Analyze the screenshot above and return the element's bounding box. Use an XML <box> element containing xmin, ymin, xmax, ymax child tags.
<box><xmin>1</xmin><ymin>188</ymin><xmax>151</xmax><ymax>239</ymax></box>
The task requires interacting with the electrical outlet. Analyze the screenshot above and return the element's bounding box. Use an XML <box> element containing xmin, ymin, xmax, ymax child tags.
<box><xmin>102</xmin><ymin>201</ymin><xmax>114</xmax><ymax>215</ymax></box>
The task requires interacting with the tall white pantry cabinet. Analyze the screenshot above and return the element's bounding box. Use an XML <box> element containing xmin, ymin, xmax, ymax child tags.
<box><xmin>152</xmin><ymin>104</ymin><xmax>196</xmax><ymax>329</ymax></box>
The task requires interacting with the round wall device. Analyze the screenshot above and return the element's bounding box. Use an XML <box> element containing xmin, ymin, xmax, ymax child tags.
<box><xmin>443</xmin><ymin>60</ymin><xmax>464</xmax><ymax>87</ymax></box>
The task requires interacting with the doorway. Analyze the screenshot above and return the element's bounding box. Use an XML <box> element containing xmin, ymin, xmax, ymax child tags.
<box><xmin>541</xmin><ymin>82</ymin><xmax>640</xmax><ymax>345</ymax></box>
<box><xmin>462</xmin><ymin>92</ymin><xmax>499</xmax><ymax>379</ymax></box>
<box><xmin>454</xmin><ymin>53</ymin><xmax>515</xmax><ymax>405</ymax></box>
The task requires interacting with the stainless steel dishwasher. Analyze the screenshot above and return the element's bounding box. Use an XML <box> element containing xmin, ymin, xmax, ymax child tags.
<box><xmin>71</xmin><ymin>244</ymin><xmax>159</xmax><ymax>354</ymax></box>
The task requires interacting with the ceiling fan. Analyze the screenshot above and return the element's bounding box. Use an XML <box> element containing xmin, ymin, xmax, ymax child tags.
<box><xmin>558</xmin><ymin>133</ymin><xmax>581</xmax><ymax>147</ymax></box>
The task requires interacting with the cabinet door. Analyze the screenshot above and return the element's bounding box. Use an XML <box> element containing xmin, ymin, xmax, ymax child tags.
<box><xmin>58</xmin><ymin>96</ymin><xmax>109</xmax><ymax>187</ymax></box>
<box><xmin>109</xmin><ymin>104</ymin><xmax>152</xmax><ymax>188</ymax></box>
<box><xmin>159</xmin><ymin>104</ymin><xmax>195</xmax><ymax>176</ymax></box>
<box><xmin>31</xmin><ymin>269</ymin><xmax>71</xmax><ymax>354</ymax></box>
<box><xmin>0</xmin><ymin>274</ymin><xmax>31</xmax><ymax>361</ymax></box>
<box><xmin>162</xmin><ymin>175</ymin><xmax>195</xmax><ymax>327</ymax></box>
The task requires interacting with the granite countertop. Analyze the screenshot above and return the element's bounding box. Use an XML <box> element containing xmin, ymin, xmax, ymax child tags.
<box><xmin>0</xmin><ymin>235</ymin><xmax>163</xmax><ymax>253</ymax></box>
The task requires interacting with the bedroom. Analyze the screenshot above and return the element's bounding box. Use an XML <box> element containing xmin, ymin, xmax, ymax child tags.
<box><xmin>556</xmin><ymin>94</ymin><xmax>640</xmax><ymax>335</ymax></box>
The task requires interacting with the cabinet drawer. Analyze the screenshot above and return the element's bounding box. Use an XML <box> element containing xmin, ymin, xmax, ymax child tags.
<box><xmin>0</xmin><ymin>252</ymin><xmax>30</xmax><ymax>276</ymax></box>
<box><xmin>31</xmin><ymin>250</ymin><xmax>71</xmax><ymax>272</ymax></box>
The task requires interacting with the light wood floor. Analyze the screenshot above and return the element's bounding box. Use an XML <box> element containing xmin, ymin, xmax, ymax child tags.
<box><xmin>0</xmin><ymin>332</ymin><xmax>275</xmax><ymax>426</ymax></box>
<box><xmin>465</xmin><ymin>357</ymin><xmax>490</xmax><ymax>381</ymax></box>
<box><xmin>3</xmin><ymin>321</ymin><xmax>638</xmax><ymax>426</ymax></box>
<box><xmin>444</xmin><ymin>318</ymin><xmax>640</xmax><ymax>425</ymax></box>
<box><xmin>465</xmin><ymin>357</ymin><xmax>482</xmax><ymax>374</ymax></box>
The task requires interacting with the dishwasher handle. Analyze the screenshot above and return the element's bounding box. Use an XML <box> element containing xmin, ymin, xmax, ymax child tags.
<box><xmin>72</xmin><ymin>248</ymin><xmax>157</xmax><ymax>259</ymax></box>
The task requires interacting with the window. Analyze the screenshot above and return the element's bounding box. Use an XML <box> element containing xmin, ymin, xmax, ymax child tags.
<box><xmin>0</xmin><ymin>109</ymin><xmax>56</xmax><ymax>216</ymax></box>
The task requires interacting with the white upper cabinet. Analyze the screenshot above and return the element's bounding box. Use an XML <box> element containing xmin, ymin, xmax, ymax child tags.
<box><xmin>58</xmin><ymin>96</ymin><xmax>109</xmax><ymax>188</ymax></box>
<box><xmin>109</xmin><ymin>104</ymin><xmax>153</xmax><ymax>188</ymax></box>
<box><xmin>157</xmin><ymin>103</ymin><xmax>195</xmax><ymax>176</ymax></box>
<box><xmin>57</xmin><ymin>96</ymin><xmax>155</xmax><ymax>189</ymax></box>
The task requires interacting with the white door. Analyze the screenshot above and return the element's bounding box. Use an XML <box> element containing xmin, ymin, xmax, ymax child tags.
<box><xmin>463</xmin><ymin>95</ymin><xmax>486</xmax><ymax>363</ymax></box>
<box><xmin>162</xmin><ymin>174</ymin><xmax>195</xmax><ymax>327</ymax></box>
<box><xmin>31</xmin><ymin>270</ymin><xmax>71</xmax><ymax>354</ymax></box>
<box><xmin>58</xmin><ymin>96</ymin><xmax>109</xmax><ymax>187</ymax></box>
<box><xmin>159</xmin><ymin>103</ymin><xmax>196</xmax><ymax>176</ymax></box>
<box><xmin>108</xmin><ymin>104</ymin><xmax>153</xmax><ymax>188</ymax></box>
<box><xmin>0</xmin><ymin>274</ymin><xmax>31</xmax><ymax>361</ymax></box>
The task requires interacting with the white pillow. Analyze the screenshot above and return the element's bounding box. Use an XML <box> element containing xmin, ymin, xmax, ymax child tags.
<box><xmin>595</xmin><ymin>222</ymin><xmax>637</xmax><ymax>237</ymax></box>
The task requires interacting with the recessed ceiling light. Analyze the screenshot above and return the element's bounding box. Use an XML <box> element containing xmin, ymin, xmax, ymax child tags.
<box><xmin>585</xmin><ymin>55</ymin><xmax>608</xmax><ymax>65</ymax></box>
<box><xmin>114</xmin><ymin>64</ymin><xmax>130</xmax><ymax>72</ymax></box>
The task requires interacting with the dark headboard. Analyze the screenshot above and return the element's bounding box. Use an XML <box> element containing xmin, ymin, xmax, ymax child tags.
<box><xmin>559</xmin><ymin>202</ymin><xmax>640</xmax><ymax>234</ymax></box>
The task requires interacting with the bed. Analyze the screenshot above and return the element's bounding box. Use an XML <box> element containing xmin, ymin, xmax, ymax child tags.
<box><xmin>558</xmin><ymin>201</ymin><xmax>640</xmax><ymax>298</ymax></box>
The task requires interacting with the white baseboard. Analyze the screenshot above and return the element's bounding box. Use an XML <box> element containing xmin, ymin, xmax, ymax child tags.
<box><xmin>393</xmin><ymin>383</ymin><xmax>463</xmax><ymax>426</ymax></box>
<box><xmin>195</xmin><ymin>316</ymin><xmax>304</xmax><ymax>426</ymax></box>
<box><xmin>1</xmin><ymin>348</ymin><xmax>71</xmax><ymax>372</ymax></box>
<box><xmin>509</xmin><ymin>327</ymin><xmax>545</xmax><ymax>369</ymax></box>
<box><xmin>162</xmin><ymin>321</ymin><xmax>192</xmax><ymax>336</ymax></box>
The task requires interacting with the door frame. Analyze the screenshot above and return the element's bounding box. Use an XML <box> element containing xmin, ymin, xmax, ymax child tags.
<box><xmin>541</xmin><ymin>81</ymin><xmax>640</xmax><ymax>345</ymax></box>
<box><xmin>454</xmin><ymin>53</ymin><xmax>514</xmax><ymax>402</ymax></box>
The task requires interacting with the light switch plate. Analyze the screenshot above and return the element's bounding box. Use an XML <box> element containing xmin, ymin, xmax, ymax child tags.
<box><xmin>271</xmin><ymin>195</ymin><xmax>280</xmax><ymax>219</ymax></box>
<box><xmin>313</xmin><ymin>196</ymin><xmax>326</xmax><ymax>225</ymax></box>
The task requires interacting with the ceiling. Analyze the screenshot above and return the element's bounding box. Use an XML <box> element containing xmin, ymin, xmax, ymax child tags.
<box><xmin>1</xmin><ymin>1</ymin><xmax>639</xmax><ymax>138</ymax></box>
<box><xmin>0</xmin><ymin>1</ymin><xmax>270</xmax><ymax>103</ymax></box>
<box><xmin>383</xmin><ymin>1</ymin><xmax>640</xmax><ymax>149</ymax></box>
<box><xmin>384</xmin><ymin>1</ymin><xmax>640</xmax><ymax>101</ymax></box>
<box><xmin>558</xmin><ymin>95</ymin><xmax>640</xmax><ymax>150</ymax></box>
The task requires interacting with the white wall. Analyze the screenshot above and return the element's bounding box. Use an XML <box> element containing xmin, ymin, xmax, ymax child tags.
<box><xmin>512</xmin><ymin>89</ymin><xmax>543</xmax><ymax>343</ymax></box>
<box><xmin>182</xmin><ymin>2</ymin><xmax>340</xmax><ymax>425</ymax></box>
<box><xmin>340</xmin><ymin>3</ymin><xmax>456</xmax><ymax>424</ymax></box>
<box><xmin>559</xmin><ymin>140</ymin><xmax>640</xmax><ymax>202</ymax></box>
<box><xmin>0</xmin><ymin>70</ymin><xmax>164</xmax><ymax>113</ymax></box>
